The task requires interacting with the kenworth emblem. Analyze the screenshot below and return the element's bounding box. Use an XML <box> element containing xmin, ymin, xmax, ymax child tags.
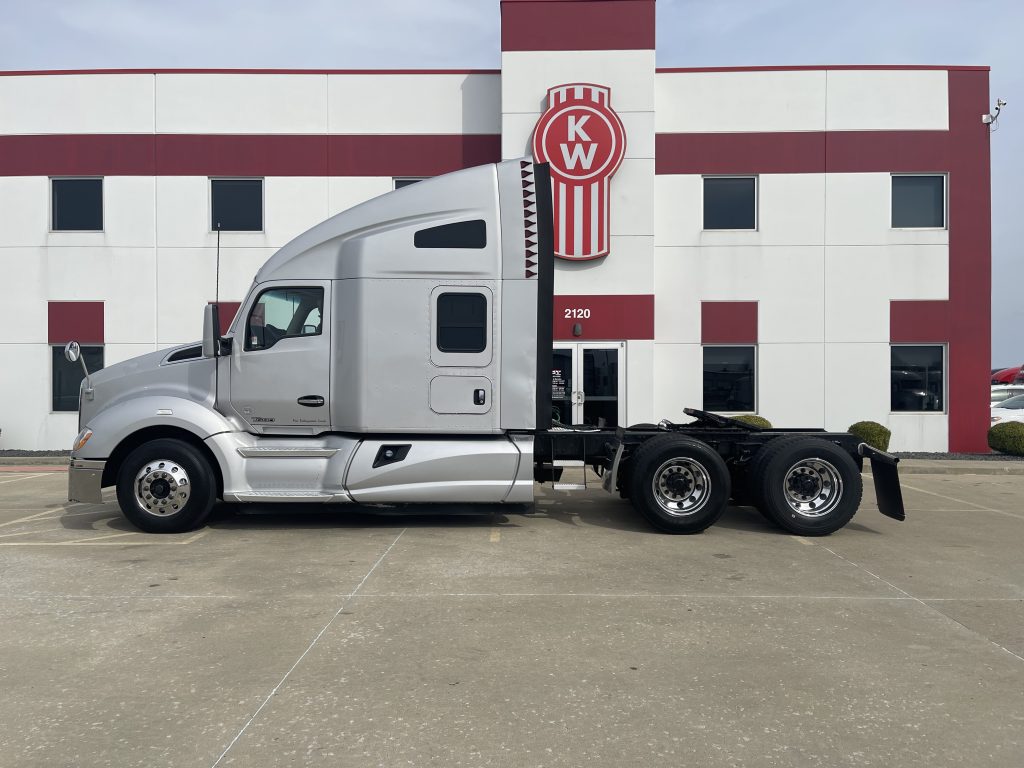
<box><xmin>532</xmin><ymin>83</ymin><xmax>626</xmax><ymax>260</ymax></box>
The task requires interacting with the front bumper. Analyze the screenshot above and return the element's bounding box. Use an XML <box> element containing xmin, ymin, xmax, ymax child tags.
<box><xmin>68</xmin><ymin>459</ymin><xmax>106</xmax><ymax>504</ymax></box>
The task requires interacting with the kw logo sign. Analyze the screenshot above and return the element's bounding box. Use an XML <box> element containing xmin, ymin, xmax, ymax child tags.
<box><xmin>532</xmin><ymin>83</ymin><xmax>626</xmax><ymax>260</ymax></box>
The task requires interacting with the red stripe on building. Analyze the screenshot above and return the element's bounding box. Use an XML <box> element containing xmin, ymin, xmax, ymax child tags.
<box><xmin>553</xmin><ymin>295</ymin><xmax>654</xmax><ymax>340</ymax></box>
<box><xmin>0</xmin><ymin>134</ymin><xmax>501</xmax><ymax>177</ymax></box>
<box><xmin>890</xmin><ymin>301</ymin><xmax>951</xmax><ymax>343</ymax></box>
<box><xmin>701</xmin><ymin>302</ymin><xmax>758</xmax><ymax>344</ymax></box>
<box><xmin>500</xmin><ymin>0</ymin><xmax>655</xmax><ymax>52</ymax></box>
<box><xmin>48</xmin><ymin>301</ymin><xmax>103</xmax><ymax>344</ymax></box>
<box><xmin>210</xmin><ymin>301</ymin><xmax>243</xmax><ymax>335</ymax></box>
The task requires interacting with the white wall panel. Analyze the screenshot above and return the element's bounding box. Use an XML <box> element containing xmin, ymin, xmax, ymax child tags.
<box><xmin>501</xmin><ymin>50</ymin><xmax>656</xmax><ymax>113</ymax></box>
<box><xmin>327</xmin><ymin>177</ymin><xmax>397</xmax><ymax>216</ymax></box>
<box><xmin>656</xmin><ymin>174</ymin><xmax>826</xmax><ymax>248</ymax></box>
<box><xmin>607</xmin><ymin>159</ymin><xmax>654</xmax><ymax>237</ymax></box>
<box><xmin>758</xmin><ymin>343</ymin><xmax>825</xmax><ymax>426</ymax></box>
<box><xmin>825</xmin><ymin>70</ymin><xmax>948</xmax><ymax>131</ymax></box>
<box><xmin>824</xmin><ymin>245</ymin><xmax>948</xmax><ymax>343</ymax></box>
<box><xmin>0</xmin><ymin>248</ymin><xmax>47</xmax><ymax>344</ymax></box>
<box><xmin>887</xmin><ymin>414</ymin><xmax>949</xmax><ymax>452</ymax></box>
<box><xmin>654</xmin><ymin>245</ymin><xmax>825</xmax><ymax>344</ymax></box>
<box><xmin>501</xmin><ymin>111</ymin><xmax>654</xmax><ymax>161</ymax></box>
<box><xmin>656</xmin><ymin>71</ymin><xmax>826</xmax><ymax>133</ymax></box>
<box><xmin>155</xmin><ymin>176</ymin><xmax>328</xmax><ymax>249</ymax></box>
<box><xmin>155</xmin><ymin>74</ymin><xmax>328</xmax><ymax>134</ymax></box>
<box><xmin>0</xmin><ymin>74</ymin><xmax>155</xmax><ymax>134</ymax></box>
<box><xmin>0</xmin><ymin>344</ymin><xmax>53</xmax><ymax>449</ymax></box>
<box><xmin>554</xmin><ymin>236</ymin><xmax>653</xmax><ymax>296</ymax></box>
<box><xmin>825</xmin><ymin>173</ymin><xmax>949</xmax><ymax>246</ymax></box>
<box><xmin>328</xmin><ymin>74</ymin><xmax>500</xmax><ymax>134</ymax></box>
<box><xmin>0</xmin><ymin>177</ymin><xmax>49</xmax><ymax>246</ymax></box>
<box><xmin>653</xmin><ymin>343</ymin><xmax>703</xmax><ymax>420</ymax></box>
<box><xmin>625</xmin><ymin>340</ymin><xmax>654</xmax><ymax>424</ymax></box>
<box><xmin>823</xmin><ymin>342</ymin><xmax>891</xmax><ymax>433</ymax></box>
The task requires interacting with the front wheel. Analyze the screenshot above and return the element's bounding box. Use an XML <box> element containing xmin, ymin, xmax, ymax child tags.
<box><xmin>115</xmin><ymin>439</ymin><xmax>216</xmax><ymax>533</ymax></box>
<box><xmin>752</xmin><ymin>437</ymin><xmax>862</xmax><ymax>536</ymax></box>
<box><xmin>628</xmin><ymin>435</ymin><xmax>731</xmax><ymax>534</ymax></box>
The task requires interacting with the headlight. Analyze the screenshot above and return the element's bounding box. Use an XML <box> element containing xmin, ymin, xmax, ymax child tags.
<box><xmin>72</xmin><ymin>428</ymin><xmax>93</xmax><ymax>453</ymax></box>
<box><xmin>991</xmin><ymin>416</ymin><xmax>1002</xmax><ymax>424</ymax></box>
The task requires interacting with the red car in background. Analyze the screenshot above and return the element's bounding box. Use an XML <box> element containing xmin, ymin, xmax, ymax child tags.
<box><xmin>992</xmin><ymin>365</ymin><xmax>1024</xmax><ymax>384</ymax></box>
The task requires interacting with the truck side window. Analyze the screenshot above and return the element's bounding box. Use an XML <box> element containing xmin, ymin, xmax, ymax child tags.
<box><xmin>414</xmin><ymin>219</ymin><xmax>486</xmax><ymax>249</ymax></box>
<box><xmin>245</xmin><ymin>287</ymin><xmax>324</xmax><ymax>351</ymax></box>
<box><xmin>437</xmin><ymin>293</ymin><xmax>487</xmax><ymax>353</ymax></box>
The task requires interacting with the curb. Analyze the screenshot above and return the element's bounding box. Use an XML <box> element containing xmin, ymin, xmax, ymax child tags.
<box><xmin>0</xmin><ymin>457</ymin><xmax>70</xmax><ymax>466</ymax></box>
<box><xmin>893</xmin><ymin>464</ymin><xmax>1024</xmax><ymax>476</ymax></box>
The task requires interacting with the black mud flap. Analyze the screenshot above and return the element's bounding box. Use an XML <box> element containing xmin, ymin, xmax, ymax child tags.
<box><xmin>859</xmin><ymin>444</ymin><xmax>906</xmax><ymax>521</ymax></box>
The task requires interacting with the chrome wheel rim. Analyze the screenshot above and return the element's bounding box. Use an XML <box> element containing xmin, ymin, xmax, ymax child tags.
<box><xmin>652</xmin><ymin>458</ymin><xmax>711</xmax><ymax>517</ymax></box>
<box><xmin>783</xmin><ymin>458</ymin><xmax>842</xmax><ymax>518</ymax></box>
<box><xmin>134</xmin><ymin>460</ymin><xmax>191</xmax><ymax>516</ymax></box>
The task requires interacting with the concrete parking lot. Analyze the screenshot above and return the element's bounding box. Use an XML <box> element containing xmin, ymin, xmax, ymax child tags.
<box><xmin>0</xmin><ymin>467</ymin><xmax>1022</xmax><ymax>767</ymax></box>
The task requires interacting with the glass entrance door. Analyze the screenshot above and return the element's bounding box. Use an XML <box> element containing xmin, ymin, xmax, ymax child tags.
<box><xmin>551</xmin><ymin>343</ymin><xmax>625</xmax><ymax>428</ymax></box>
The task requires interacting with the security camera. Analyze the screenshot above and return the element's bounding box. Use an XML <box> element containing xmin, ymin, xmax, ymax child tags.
<box><xmin>997</xmin><ymin>98</ymin><xmax>1007</xmax><ymax>108</ymax></box>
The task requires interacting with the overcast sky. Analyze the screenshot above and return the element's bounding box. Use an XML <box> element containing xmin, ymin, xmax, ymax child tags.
<box><xmin>2</xmin><ymin>0</ymin><xmax>1020</xmax><ymax>364</ymax></box>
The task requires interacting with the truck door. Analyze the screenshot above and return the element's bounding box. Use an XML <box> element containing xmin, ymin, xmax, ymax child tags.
<box><xmin>228</xmin><ymin>281</ymin><xmax>332</xmax><ymax>434</ymax></box>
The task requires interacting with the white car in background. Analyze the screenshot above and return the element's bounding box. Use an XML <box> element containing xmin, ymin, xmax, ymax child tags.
<box><xmin>990</xmin><ymin>394</ymin><xmax>1024</xmax><ymax>426</ymax></box>
<box><xmin>991</xmin><ymin>385</ymin><xmax>1024</xmax><ymax>407</ymax></box>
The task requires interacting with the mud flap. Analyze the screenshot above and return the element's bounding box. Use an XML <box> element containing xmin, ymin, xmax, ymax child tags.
<box><xmin>858</xmin><ymin>443</ymin><xmax>906</xmax><ymax>521</ymax></box>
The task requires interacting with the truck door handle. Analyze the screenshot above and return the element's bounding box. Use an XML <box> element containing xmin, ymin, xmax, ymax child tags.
<box><xmin>297</xmin><ymin>395</ymin><xmax>325</xmax><ymax>407</ymax></box>
<box><xmin>474</xmin><ymin>389</ymin><xmax>486</xmax><ymax>405</ymax></box>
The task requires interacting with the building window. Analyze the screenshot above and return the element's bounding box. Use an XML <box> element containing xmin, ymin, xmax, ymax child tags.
<box><xmin>891</xmin><ymin>345</ymin><xmax>945</xmax><ymax>412</ymax></box>
<box><xmin>415</xmin><ymin>219</ymin><xmax>487</xmax><ymax>249</ymax></box>
<box><xmin>394</xmin><ymin>178</ymin><xmax>427</xmax><ymax>189</ymax></box>
<box><xmin>245</xmin><ymin>287</ymin><xmax>323</xmax><ymax>351</ymax></box>
<box><xmin>51</xmin><ymin>178</ymin><xmax>103</xmax><ymax>231</ymax></box>
<box><xmin>703</xmin><ymin>346</ymin><xmax>756</xmax><ymax>413</ymax></box>
<box><xmin>437</xmin><ymin>292</ymin><xmax>487</xmax><ymax>353</ymax></box>
<box><xmin>891</xmin><ymin>175</ymin><xmax>945</xmax><ymax>228</ymax></box>
<box><xmin>211</xmin><ymin>178</ymin><xmax>263</xmax><ymax>232</ymax></box>
<box><xmin>703</xmin><ymin>176</ymin><xmax>756</xmax><ymax>230</ymax></box>
<box><xmin>52</xmin><ymin>345</ymin><xmax>103</xmax><ymax>412</ymax></box>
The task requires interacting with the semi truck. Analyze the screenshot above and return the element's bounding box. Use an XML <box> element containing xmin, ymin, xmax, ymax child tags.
<box><xmin>66</xmin><ymin>159</ymin><xmax>905</xmax><ymax>535</ymax></box>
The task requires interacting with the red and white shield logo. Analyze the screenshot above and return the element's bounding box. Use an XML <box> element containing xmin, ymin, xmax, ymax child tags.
<box><xmin>532</xmin><ymin>83</ymin><xmax>626</xmax><ymax>260</ymax></box>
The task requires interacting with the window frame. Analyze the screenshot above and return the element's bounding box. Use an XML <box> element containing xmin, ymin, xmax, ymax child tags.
<box><xmin>243</xmin><ymin>285</ymin><xmax>324</xmax><ymax>352</ymax></box>
<box><xmin>701</xmin><ymin>344</ymin><xmax>758</xmax><ymax>414</ymax></box>
<box><xmin>50</xmin><ymin>344</ymin><xmax>104</xmax><ymax>413</ymax></box>
<box><xmin>49</xmin><ymin>176</ymin><xmax>104</xmax><ymax>233</ymax></box>
<box><xmin>210</xmin><ymin>177</ymin><xmax>265</xmax><ymax>233</ymax></box>
<box><xmin>890</xmin><ymin>173</ymin><xmax>947</xmax><ymax>230</ymax></box>
<box><xmin>890</xmin><ymin>343</ymin><xmax>947</xmax><ymax>414</ymax></box>
<box><xmin>429</xmin><ymin>285</ymin><xmax>492</xmax><ymax>368</ymax></box>
<box><xmin>701</xmin><ymin>175</ymin><xmax>758</xmax><ymax>232</ymax></box>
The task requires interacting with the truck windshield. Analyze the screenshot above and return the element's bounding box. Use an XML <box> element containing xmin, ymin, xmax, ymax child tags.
<box><xmin>246</xmin><ymin>287</ymin><xmax>323</xmax><ymax>351</ymax></box>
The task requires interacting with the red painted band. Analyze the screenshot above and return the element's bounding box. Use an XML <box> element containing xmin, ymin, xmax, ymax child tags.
<box><xmin>0</xmin><ymin>134</ymin><xmax>501</xmax><ymax>177</ymax></box>
<box><xmin>656</xmin><ymin>65</ymin><xmax>989</xmax><ymax>73</ymax></box>
<box><xmin>48</xmin><ymin>301</ymin><xmax>103</xmax><ymax>344</ymax></box>
<box><xmin>553</xmin><ymin>294</ymin><xmax>653</xmax><ymax>340</ymax></box>
<box><xmin>501</xmin><ymin>0</ymin><xmax>655</xmax><ymax>52</ymax></box>
<box><xmin>890</xmin><ymin>301</ymin><xmax>951</xmax><ymax>343</ymax></box>
<box><xmin>701</xmin><ymin>302</ymin><xmax>758</xmax><ymax>344</ymax></box>
<box><xmin>210</xmin><ymin>301</ymin><xmax>243</xmax><ymax>336</ymax></box>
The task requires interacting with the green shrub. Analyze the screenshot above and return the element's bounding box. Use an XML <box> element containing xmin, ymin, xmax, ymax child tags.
<box><xmin>732</xmin><ymin>414</ymin><xmax>772</xmax><ymax>429</ymax></box>
<box><xmin>988</xmin><ymin>422</ymin><xmax>1024</xmax><ymax>456</ymax></box>
<box><xmin>848</xmin><ymin>421</ymin><xmax>891</xmax><ymax>452</ymax></box>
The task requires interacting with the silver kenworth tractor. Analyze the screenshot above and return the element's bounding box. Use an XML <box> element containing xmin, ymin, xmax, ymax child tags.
<box><xmin>66</xmin><ymin>159</ymin><xmax>905</xmax><ymax>535</ymax></box>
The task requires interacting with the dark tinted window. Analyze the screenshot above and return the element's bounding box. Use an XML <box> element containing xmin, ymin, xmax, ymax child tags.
<box><xmin>703</xmin><ymin>346</ymin><xmax>756</xmax><ymax>412</ymax></box>
<box><xmin>415</xmin><ymin>220</ymin><xmax>487</xmax><ymax>249</ymax></box>
<box><xmin>51</xmin><ymin>178</ymin><xmax>103</xmax><ymax>231</ymax></box>
<box><xmin>703</xmin><ymin>177</ymin><xmax>756</xmax><ymax>230</ymax></box>
<box><xmin>52</xmin><ymin>345</ymin><xmax>104</xmax><ymax>412</ymax></box>
<box><xmin>246</xmin><ymin>287</ymin><xmax>323</xmax><ymax>351</ymax></box>
<box><xmin>211</xmin><ymin>179</ymin><xmax>263</xmax><ymax>231</ymax></box>
<box><xmin>891</xmin><ymin>345</ymin><xmax>944</xmax><ymax>411</ymax></box>
<box><xmin>394</xmin><ymin>178</ymin><xmax>425</xmax><ymax>189</ymax></box>
<box><xmin>437</xmin><ymin>293</ymin><xmax>487</xmax><ymax>353</ymax></box>
<box><xmin>892</xmin><ymin>175</ymin><xmax>944</xmax><ymax>228</ymax></box>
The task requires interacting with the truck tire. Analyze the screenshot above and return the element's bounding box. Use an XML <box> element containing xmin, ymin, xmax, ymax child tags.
<box><xmin>751</xmin><ymin>436</ymin><xmax>862</xmax><ymax>536</ymax></box>
<box><xmin>628</xmin><ymin>435</ymin><xmax>731</xmax><ymax>534</ymax></box>
<box><xmin>742</xmin><ymin>435</ymin><xmax>805</xmax><ymax>517</ymax></box>
<box><xmin>116</xmin><ymin>439</ymin><xmax>217</xmax><ymax>533</ymax></box>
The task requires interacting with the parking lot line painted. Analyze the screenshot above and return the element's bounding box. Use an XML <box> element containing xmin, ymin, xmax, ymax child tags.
<box><xmin>791</xmin><ymin>536</ymin><xmax>815</xmax><ymax>546</ymax></box>
<box><xmin>0</xmin><ymin>528</ymin><xmax>210</xmax><ymax>546</ymax></box>
<box><xmin>0</xmin><ymin>474</ymin><xmax>47</xmax><ymax>486</ymax></box>
<box><xmin>67</xmin><ymin>531</ymin><xmax>138</xmax><ymax>543</ymax></box>
<box><xmin>0</xmin><ymin>509</ymin><xmax>63</xmax><ymax>528</ymax></box>
<box><xmin>490</xmin><ymin>527</ymin><xmax>501</xmax><ymax>542</ymax></box>
<box><xmin>901</xmin><ymin>481</ymin><xmax>1024</xmax><ymax>521</ymax></box>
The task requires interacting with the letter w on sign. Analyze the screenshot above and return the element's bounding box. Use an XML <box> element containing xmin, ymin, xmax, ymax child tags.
<box><xmin>532</xmin><ymin>84</ymin><xmax>627</xmax><ymax>260</ymax></box>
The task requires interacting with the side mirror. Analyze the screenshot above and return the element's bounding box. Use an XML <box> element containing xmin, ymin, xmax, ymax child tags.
<box><xmin>64</xmin><ymin>341</ymin><xmax>81</xmax><ymax>363</ymax></box>
<box><xmin>202</xmin><ymin>304</ymin><xmax>221</xmax><ymax>358</ymax></box>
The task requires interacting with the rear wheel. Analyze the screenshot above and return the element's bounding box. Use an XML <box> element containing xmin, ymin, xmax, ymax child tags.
<box><xmin>751</xmin><ymin>437</ymin><xmax>862</xmax><ymax>536</ymax></box>
<box><xmin>115</xmin><ymin>439</ymin><xmax>216</xmax><ymax>533</ymax></box>
<box><xmin>628</xmin><ymin>435</ymin><xmax>731</xmax><ymax>534</ymax></box>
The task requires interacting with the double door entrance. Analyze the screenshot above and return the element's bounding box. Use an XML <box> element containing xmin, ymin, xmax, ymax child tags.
<box><xmin>551</xmin><ymin>342</ymin><xmax>625</xmax><ymax>429</ymax></box>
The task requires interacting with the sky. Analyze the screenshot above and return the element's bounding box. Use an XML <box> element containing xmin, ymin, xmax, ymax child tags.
<box><xmin>1</xmin><ymin>0</ymin><xmax>1020</xmax><ymax>365</ymax></box>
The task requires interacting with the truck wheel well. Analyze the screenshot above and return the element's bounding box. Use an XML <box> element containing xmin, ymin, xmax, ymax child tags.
<box><xmin>101</xmin><ymin>427</ymin><xmax>224</xmax><ymax>498</ymax></box>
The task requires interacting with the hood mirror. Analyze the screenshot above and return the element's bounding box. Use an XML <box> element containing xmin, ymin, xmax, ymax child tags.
<box><xmin>64</xmin><ymin>341</ymin><xmax>94</xmax><ymax>400</ymax></box>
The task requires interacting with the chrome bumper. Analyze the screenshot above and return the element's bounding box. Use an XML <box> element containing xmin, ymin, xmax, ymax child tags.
<box><xmin>68</xmin><ymin>459</ymin><xmax>106</xmax><ymax>504</ymax></box>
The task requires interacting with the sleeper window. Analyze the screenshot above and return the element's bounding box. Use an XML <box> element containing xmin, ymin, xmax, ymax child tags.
<box><xmin>437</xmin><ymin>293</ymin><xmax>487</xmax><ymax>353</ymax></box>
